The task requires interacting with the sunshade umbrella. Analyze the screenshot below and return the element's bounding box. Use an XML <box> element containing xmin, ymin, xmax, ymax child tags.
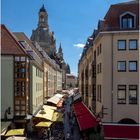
<box><xmin>5</xmin><ymin>129</ymin><xmax>24</xmax><ymax>137</ymax></box>
<box><xmin>35</xmin><ymin>121</ymin><xmax>52</xmax><ymax>127</ymax></box>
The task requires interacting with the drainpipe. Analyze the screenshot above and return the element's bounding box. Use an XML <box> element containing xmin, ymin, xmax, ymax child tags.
<box><xmin>111</xmin><ymin>34</ymin><xmax>114</xmax><ymax>122</ymax></box>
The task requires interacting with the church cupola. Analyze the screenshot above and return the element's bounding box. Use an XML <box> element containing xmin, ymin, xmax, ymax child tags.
<box><xmin>39</xmin><ymin>4</ymin><xmax>46</xmax><ymax>12</ymax></box>
<box><xmin>38</xmin><ymin>4</ymin><xmax>48</xmax><ymax>28</ymax></box>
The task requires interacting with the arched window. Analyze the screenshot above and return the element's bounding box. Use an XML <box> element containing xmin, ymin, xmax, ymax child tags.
<box><xmin>120</xmin><ymin>12</ymin><xmax>136</xmax><ymax>29</ymax></box>
<box><xmin>118</xmin><ymin>118</ymin><xmax>137</xmax><ymax>124</ymax></box>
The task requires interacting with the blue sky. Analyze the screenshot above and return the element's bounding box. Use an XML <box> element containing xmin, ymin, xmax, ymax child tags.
<box><xmin>2</xmin><ymin>0</ymin><xmax>128</xmax><ymax>76</ymax></box>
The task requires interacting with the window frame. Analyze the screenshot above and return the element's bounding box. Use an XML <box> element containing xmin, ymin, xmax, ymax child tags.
<box><xmin>129</xmin><ymin>39</ymin><xmax>138</xmax><ymax>50</ymax></box>
<box><xmin>120</xmin><ymin>12</ymin><xmax>136</xmax><ymax>29</ymax></box>
<box><xmin>117</xmin><ymin>61</ymin><xmax>126</xmax><ymax>72</ymax></box>
<box><xmin>118</xmin><ymin>40</ymin><xmax>126</xmax><ymax>51</ymax></box>
<box><xmin>129</xmin><ymin>61</ymin><xmax>137</xmax><ymax>72</ymax></box>
<box><xmin>129</xmin><ymin>85</ymin><xmax>137</xmax><ymax>104</ymax></box>
<box><xmin>99</xmin><ymin>63</ymin><xmax>102</xmax><ymax>73</ymax></box>
<box><xmin>97</xmin><ymin>46</ymin><xmax>99</xmax><ymax>56</ymax></box>
<box><xmin>99</xmin><ymin>44</ymin><xmax>102</xmax><ymax>54</ymax></box>
<box><xmin>117</xmin><ymin>85</ymin><xmax>126</xmax><ymax>104</ymax></box>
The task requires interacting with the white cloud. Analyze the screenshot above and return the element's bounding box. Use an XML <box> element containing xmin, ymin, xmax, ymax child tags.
<box><xmin>73</xmin><ymin>43</ymin><xmax>85</xmax><ymax>48</ymax></box>
<box><xmin>79</xmin><ymin>53</ymin><xmax>82</xmax><ymax>57</ymax></box>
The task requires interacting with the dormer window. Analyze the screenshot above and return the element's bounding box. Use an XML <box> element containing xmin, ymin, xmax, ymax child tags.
<box><xmin>120</xmin><ymin>12</ymin><xmax>136</xmax><ymax>29</ymax></box>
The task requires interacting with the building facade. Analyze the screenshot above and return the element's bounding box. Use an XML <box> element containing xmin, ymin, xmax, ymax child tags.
<box><xmin>78</xmin><ymin>1</ymin><xmax>139</xmax><ymax>124</ymax></box>
<box><xmin>1</xmin><ymin>25</ymin><xmax>30</xmax><ymax>121</ymax></box>
<box><xmin>14</xmin><ymin>32</ymin><xmax>44</xmax><ymax>115</ymax></box>
<box><xmin>1</xmin><ymin>24</ymin><xmax>63</xmax><ymax>122</ymax></box>
<box><xmin>66</xmin><ymin>74</ymin><xmax>77</xmax><ymax>89</ymax></box>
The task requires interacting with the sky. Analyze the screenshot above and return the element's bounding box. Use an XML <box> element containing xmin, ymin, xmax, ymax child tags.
<box><xmin>2</xmin><ymin>0</ymin><xmax>128</xmax><ymax>76</ymax></box>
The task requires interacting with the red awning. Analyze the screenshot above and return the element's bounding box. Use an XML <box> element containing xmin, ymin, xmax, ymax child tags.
<box><xmin>73</xmin><ymin>101</ymin><xmax>97</xmax><ymax>131</ymax></box>
<box><xmin>103</xmin><ymin>124</ymin><xmax>139</xmax><ymax>139</ymax></box>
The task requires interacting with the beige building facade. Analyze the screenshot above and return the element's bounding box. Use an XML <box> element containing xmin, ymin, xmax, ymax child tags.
<box><xmin>44</xmin><ymin>58</ymin><xmax>62</xmax><ymax>99</ymax></box>
<box><xmin>1</xmin><ymin>56</ymin><xmax>14</xmax><ymax>120</ymax></box>
<box><xmin>78</xmin><ymin>1</ymin><xmax>139</xmax><ymax>124</ymax></box>
<box><xmin>66</xmin><ymin>74</ymin><xmax>77</xmax><ymax>89</ymax></box>
<box><xmin>30</xmin><ymin>64</ymin><xmax>43</xmax><ymax>114</ymax></box>
<box><xmin>14</xmin><ymin>33</ymin><xmax>44</xmax><ymax>115</ymax></box>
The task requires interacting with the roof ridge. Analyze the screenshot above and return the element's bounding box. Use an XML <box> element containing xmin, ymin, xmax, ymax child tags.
<box><xmin>112</xmin><ymin>0</ymin><xmax>139</xmax><ymax>6</ymax></box>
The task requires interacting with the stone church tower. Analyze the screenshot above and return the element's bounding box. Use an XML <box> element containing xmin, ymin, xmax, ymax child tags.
<box><xmin>31</xmin><ymin>5</ymin><xmax>68</xmax><ymax>89</ymax></box>
<box><xmin>31</xmin><ymin>5</ymin><xmax>56</xmax><ymax>57</ymax></box>
<box><xmin>57</xmin><ymin>43</ymin><xmax>63</xmax><ymax>61</ymax></box>
<box><xmin>57</xmin><ymin>43</ymin><xmax>67</xmax><ymax>89</ymax></box>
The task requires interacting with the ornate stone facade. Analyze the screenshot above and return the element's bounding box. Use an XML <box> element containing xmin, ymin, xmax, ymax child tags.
<box><xmin>31</xmin><ymin>5</ymin><xmax>68</xmax><ymax>89</ymax></box>
<box><xmin>31</xmin><ymin>5</ymin><xmax>56</xmax><ymax>57</ymax></box>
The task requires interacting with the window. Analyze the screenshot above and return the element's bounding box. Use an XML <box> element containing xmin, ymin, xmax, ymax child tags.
<box><xmin>15</xmin><ymin>56</ymin><xmax>26</xmax><ymax>62</ymax></box>
<box><xmin>15</xmin><ymin>57</ymin><xmax>20</xmax><ymax>61</ymax></box>
<box><xmin>21</xmin><ymin>57</ymin><xmax>26</xmax><ymax>61</ymax></box>
<box><xmin>99</xmin><ymin>85</ymin><xmax>101</xmax><ymax>102</ymax></box>
<box><xmin>129</xmin><ymin>85</ymin><xmax>137</xmax><ymax>104</ymax></box>
<box><xmin>118</xmin><ymin>61</ymin><xmax>126</xmax><ymax>72</ymax></box>
<box><xmin>129</xmin><ymin>40</ymin><xmax>137</xmax><ymax>50</ymax></box>
<box><xmin>93</xmin><ymin>85</ymin><xmax>96</xmax><ymax>101</ymax></box>
<box><xmin>97</xmin><ymin>63</ymin><xmax>101</xmax><ymax>73</ymax></box>
<box><xmin>97</xmin><ymin>64</ymin><xmax>99</xmax><ymax>73</ymax></box>
<box><xmin>92</xmin><ymin>62</ymin><xmax>96</xmax><ymax>78</ymax></box>
<box><xmin>97</xmin><ymin>44</ymin><xmax>102</xmax><ymax>55</ymax></box>
<box><xmin>120</xmin><ymin>13</ymin><xmax>135</xmax><ymax>29</ymax></box>
<box><xmin>99</xmin><ymin>63</ymin><xmax>102</xmax><ymax>73</ymax></box>
<box><xmin>129</xmin><ymin>61</ymin><xmax>137</xmax><ymax>72</ymax></box>
<box><xmin>118</xmin><ymin>40</ymin><xmax>126</xmax><ymax>50</ymax></box>
<box><xmin>97</xmin><ymin>85</ymin><xmax>99</xmax><ymax>101</ymax></box>
<box><xmin>97</xmin><ymin>47</ymin><xmax>99</xmax><ymax>56</ymax></box>
<box><xmin>15</xmin><ymin>81</ymin><xmax>25</xmax><ymax>96</ymax></box>
<box><xmin>97</xmin><ymin>85</ymin><xmax>101</xmax><ymax>102</ymax></box>
<box><xmin>117</xmin><ymin>85</ymin><xmax>126</xmax><ymax>104</ymax></box>
<box><xmin>14</xmin><ymin>57</ymin><xmax>26</xmax><ymax>79</ymax></box>
<box><xmin>99</xmin><ymin>44</ymin><xmax>102</xmax><ymax>54</ymax></box>
<box><xmin>14</xmin><ymin>100</ymin><xmax>26</xmax><ymax>116</ymax></box>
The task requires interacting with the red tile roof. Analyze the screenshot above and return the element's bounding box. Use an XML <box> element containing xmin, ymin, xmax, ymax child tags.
<box><xmin>73</xmin><ymin>101</ymin><xmax>97</xmax><ymax>131</ymax></box>
<box><xmin>103</xmin><ymin>124</ymin><xmax>139</xmax><ymax>139</ymax></box>
<box><xmin>13</xmin><ymin>32</ymin><xmax>43</xmax><ymax>59</ymax></box>
<box><xmin>1</xmin><ymin>25</ymin><xmax>26</xmax><ymax>55</ymax></box>
<box><xmin>104</xmin><ymin>1</ymin><xmax>139</xmax><ymax>30</ymax></box>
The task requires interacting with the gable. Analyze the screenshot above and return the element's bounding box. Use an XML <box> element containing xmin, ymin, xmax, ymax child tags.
<box><xmin>1</xmin><ymin>25</ymin><xmax>26</xmax><ymax>55</ymax></box>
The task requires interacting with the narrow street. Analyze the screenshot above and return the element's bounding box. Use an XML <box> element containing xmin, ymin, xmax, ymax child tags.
<box><xmin>63</xmin><ymin>90</ymin><xmax>81</xmax><ymax>140</ymax></box>
<box><xmin>63</xmin><ymin>94</ymin><xmax>72</xmax><ymax>140</ymax></box>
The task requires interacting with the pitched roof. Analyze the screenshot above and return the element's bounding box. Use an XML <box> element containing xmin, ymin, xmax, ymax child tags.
<box><xmin>1</xmin><ymin>25</ymin><xmax>26</xmax><ymax>55</ymax></box>
<box><xmin>104</xmin><ymin>1</ymin><xmax>139</xmax><ymax>30</ymax></box>
<box><xmin>13</xmin><ymin>32</ymin><xmax>43</xmax><ymax>59</ymax></box>
<box><xmin>114</xmin><ymin>0</ymin><xmax>139</xmax><ymax>6</ymax></box>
